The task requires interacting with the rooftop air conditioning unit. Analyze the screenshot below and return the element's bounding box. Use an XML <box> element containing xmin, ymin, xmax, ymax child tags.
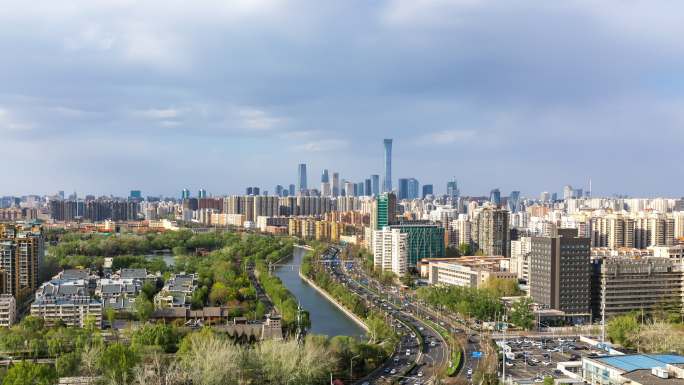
<box><xmin>652</xmin><ymin>367</ymin><xmax>669</xmax><ymax>379</ymax></box>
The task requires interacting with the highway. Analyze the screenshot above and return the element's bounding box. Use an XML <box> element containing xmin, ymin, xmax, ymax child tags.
<box><xmin>320</xmin><ymin>247</ymin><xmax>449</xmax><ymax>384</ymax></box>
<box><xmin>333</xmin><ymin>252</ymin><xmax>489</xmax><ymax>384</ymax></box>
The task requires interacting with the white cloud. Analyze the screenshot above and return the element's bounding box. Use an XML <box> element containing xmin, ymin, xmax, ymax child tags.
<box><xmin>137</xmin><ymin>108</ymin><xmax>182</xmax><ymax>120</ymax></box>
<box><xmin>0</xmin><ymin>108</ymin><xmax>33</xmax><ymax>133</ymax></box>
<box><xmin>238</xmin><ymin>108</ymin><xmax>283</xmax><ymax>131</ymax></box>
<box><xmin>419</xmin><ymin>129</ymin><xmax>475</xmax><ymax>144</ymax></box>
<box><xmin>292</xmin><ymin>139</ymin><xmax>348</xmax><ymax>152</ymax></box>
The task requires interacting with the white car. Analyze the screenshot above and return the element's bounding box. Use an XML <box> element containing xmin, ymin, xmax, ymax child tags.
<box><xmin>417</xmin><ymin>371</ymin><xmax>424</xmax><ymax>377</ymax></box>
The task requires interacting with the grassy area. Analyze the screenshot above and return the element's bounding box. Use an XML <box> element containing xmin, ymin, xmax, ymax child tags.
<box><xmin>446</xmin><ymin>350</ymin><xmax>462</xmax><ymax>377</ymax></box>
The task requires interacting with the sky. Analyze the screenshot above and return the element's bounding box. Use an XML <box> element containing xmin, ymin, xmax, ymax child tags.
<box><xmin>2</xmin><ymin>0</ymin><xmax>684</xmax><ymax>198</ymax></box>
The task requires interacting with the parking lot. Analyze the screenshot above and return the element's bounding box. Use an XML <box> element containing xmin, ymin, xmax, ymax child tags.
<box><xmin>495</xmin><ymin>335</ymin><xmax>599</xmax><ymax>383</ymax></box>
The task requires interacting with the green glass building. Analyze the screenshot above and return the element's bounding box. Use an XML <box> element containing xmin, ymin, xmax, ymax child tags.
<box><xmin>390</xmin><ymin>223</ymin><xmax>445</xmax><ymax>267</ymax></box>
<box><xmin>374</xmin><ymin>192</ymin><xmax>396</xmax><ymax>230</ymax></box>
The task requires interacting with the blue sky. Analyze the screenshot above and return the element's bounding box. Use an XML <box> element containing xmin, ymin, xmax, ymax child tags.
<box><xmin>2</xmin><ymin>1</ymin><xmax>684</xmax><ymax>198</ymax></box>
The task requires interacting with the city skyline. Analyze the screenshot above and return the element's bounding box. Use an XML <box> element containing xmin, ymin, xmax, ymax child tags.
<box><xmin>3</xmin><ymin>2</ymin><xmax>684</xmax><ymax>197</ymax></box>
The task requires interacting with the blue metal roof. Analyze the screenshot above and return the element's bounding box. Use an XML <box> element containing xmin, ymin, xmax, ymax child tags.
<box><xmin>597</xmin><ymin>354</ymin><xmax>684</xmax><ymax>372</ymax></box>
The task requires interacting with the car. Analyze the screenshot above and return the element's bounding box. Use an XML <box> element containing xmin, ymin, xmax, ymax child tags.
<box><xmin>430</xmin><ymin>341</ymin><xmax>436</xmax><ymax>347</ymax></box>
<box><xmin>384</xmin><ymin>368</ymin><xmax>391</xmax><ymax>374</ymax></box>
<box><xmin>542</xmin><ymin>361</ymin><xmax>551</xmax><ymax>366</ymax></box>
<box><xmin>390</xmin><ymin>369</ymin><xmax>397</xmax><ymax>374</ymax></box>
<box><xmin>467</xmin><ymin>368</ymin><xmax>473</xmax><ymax>375</ymax></box>
<box><xmin>417</xmin><ymin>371</ymin><xmax>424</xmax><ymax>377</ymax></box>
<box><xmin>419</xmin><ymin>326</ymin><xmax>424</xmax><ymax>331</ymax></box>
<box><xmin>505</xmin><ymin>362</ymin><xmax>514</xmax><ymax>367</ymax></box>
<box><xmin>406</xmin><ymin>349</ymin><xmax>411</xmax><ymax>356</ymax></box>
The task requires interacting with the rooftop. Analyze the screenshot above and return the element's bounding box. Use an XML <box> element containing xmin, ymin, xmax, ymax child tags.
<box><xmin>596</xmin><ymin>354</ymin><xmax>684</xmax><ymax>372</ymax></box>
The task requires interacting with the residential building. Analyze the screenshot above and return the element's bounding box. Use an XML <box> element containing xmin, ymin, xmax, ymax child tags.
<box><xmin>0</xmin><ymin>223</ymin><xmax>44</xmax><ymax>304</ymax></box>
<box><xmin>373</xmin><ymin>227</ymin><xmax>408</xmax><ymax>276</ymax></box>
<box><xmin>471</xmin><ymin>207</ymin><xmax>510</xmax><ymax>257</ymax></box>
<box><xmin>0</xmin><ymin>294</ymin><xmax>16</xmax><ymax>327</ymax></box>
<box><xmin>154</xmin><ymin>273</ymin><xmax>198</xmax><ymax>308</ymax></box>
<box><xmin>31</xmin><ymin>279</ymin><xmax>103</xmax><ymax>328</ymax></box>
<box><xmin>510</xmin><ymin>237</ymin><xmax>531</xmax><ymax>282</ymax></box>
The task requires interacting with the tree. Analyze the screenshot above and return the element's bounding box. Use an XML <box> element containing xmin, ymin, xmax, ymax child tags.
<box><xmin>98</xmin><ymin>343</ymin><xmax>139</xmax><ymax>385</ymax></box>
<box><xmin>134</xmin><ymin>294</ymin><xmax>154</xmax><ymax>322</ymax></box>
<box><xmin>509</xmin><ymin>297</ymin><xmax>535</xmax><ymax>330</ymax></box>
<box><xmin>2</xmin><ymin>361</ymin><xmax>57</xmax><ymax>385</ymax></box>
<box><xmin>55</xmin><ymin>352</ymin><xmax>81</xmax><ymax>377</ymax></box>
<box><xmin>105</xmin><ymin>307</ymin><xmax>117</xmax><ymax>328</ymax></box>
<box><xmin>607</xmin><ymin>313</ymin><xmax>640</xmax><ymax>348</ymax></box>
<box><xmin>458</xmin><ymin>243</ymin><xmax>471</xmax><ymax>256</ymax></box>
<box><xmin>544</xmin><ymin>376</ymin><xmax>554</xmax><ymax>385</ymax></box>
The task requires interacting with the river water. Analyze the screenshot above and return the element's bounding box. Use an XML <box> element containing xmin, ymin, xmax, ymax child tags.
<box><xmin>273</xmin><ymin>246</ymin><xmax>366</xmax><ymax>338</ymax></box>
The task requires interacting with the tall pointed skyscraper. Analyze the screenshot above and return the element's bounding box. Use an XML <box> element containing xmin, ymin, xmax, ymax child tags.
<box><xmin>297</xmin><ymin>163</ymin><xmax>307</xmax><ymax>194</ymax></box>
<box><xmin>383</xmin><ymin>139</ymin><xmax>392</xmax><ymax>192</ymax></box>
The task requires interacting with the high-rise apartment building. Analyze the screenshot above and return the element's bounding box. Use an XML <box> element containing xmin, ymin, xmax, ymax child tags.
<box><xmin>365</xmin><ymin>179</ymin><xmax>372</xmax><ymax>197</ymax></box>
<box><xmin>373</xmin><ymin>227</ymin><xmax>408</xmax><ymax>276</ymax></box>
<box><xmin>471</xmin><ymin>207</ymin><xmax>510</xmax><ymax>257</ymax></box>
<box><xmin>321</xmin><ymin>169</ymin><xmax>329</xmax><ymax>184</ymax></box>
<box><xmin>529</xmin><ymin>228</ymin><xmax>591</xmax><ymax>315</ymax></box>
<box><xmin>383</xmin><ymin>139</ymin><xmax>392</xmax><ymax>193</ymax></box>
<box><xmin>0</xmin><ymin>223</ymin><xmax>44</xmax><ymax>304</ymax></box>
<box><xmin>198</xmin><ymin>189</ymin><xmax>207</xmax><ymax>199</ymax></box>
<box><xmin>181</xmin><ymin>189</ymin><xmax>190</xmax><ymax>200</ymax></box>
<box><xmin>297</xmin><ymin>164</ymin><xmax>308</xmax><ymax>193</ymax></box>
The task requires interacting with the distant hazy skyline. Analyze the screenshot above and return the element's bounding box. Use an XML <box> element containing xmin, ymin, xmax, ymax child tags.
<box><xmin>2</xmin><ymin>1</ymin><xmax>684</xmax><ymax>198</ymax></box>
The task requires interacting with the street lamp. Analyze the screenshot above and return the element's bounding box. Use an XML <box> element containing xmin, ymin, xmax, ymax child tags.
<box><xmin>350</xmin><ymin>353</ymin><xmax>362</xmax><ymax>380</ymax></box>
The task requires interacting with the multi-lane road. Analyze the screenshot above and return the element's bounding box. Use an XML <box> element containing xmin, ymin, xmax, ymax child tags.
<box><xmin>320</xmin><ymin>247</ymin><xmax>450</xmax><ymax>384</ymax></box>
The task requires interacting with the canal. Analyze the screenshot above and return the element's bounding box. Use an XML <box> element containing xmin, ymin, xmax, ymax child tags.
<box><xmin>273</xmin><ymin>246</ymin><xmax>367</xmax><ymax>338</ymax></box>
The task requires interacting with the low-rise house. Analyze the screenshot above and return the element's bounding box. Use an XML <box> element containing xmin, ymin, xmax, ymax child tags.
<box><xmin>154</xmin><ymin>273</ymin><xmax>197</xmax><ymax>308</ymax></box>
<box><xmin>31</xmin><ymin>279</ymin><xmax>102</xmax><ymax>328</ymax></box>
<box><xmin>96</xmin><ymin>278</ymin><xmax>142</xmax><ymax>311</ymax></box>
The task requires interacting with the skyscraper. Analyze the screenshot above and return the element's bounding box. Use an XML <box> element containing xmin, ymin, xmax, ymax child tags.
<box><xmin>371</xmin><ymin>175</ymin><xmax>380</xmax><ymax>196</ymax></box>
<box><xmin>365</xmin><ymin>178</ymin><xmax>372</xmax><ymax>197</ymax></box>
<box><xmin>297</xmin><ymin>164</ymin><xmax>308</xmax><ymax>193</ymax></box>
<box><xmin>507</xmin><ymin>191</ymin><xmax>521</xmax><ymax>213</ymax></box>
<box><xmin>407</xmin><ymin>178</ymin><xmax>419</xmax><ymax>199</ymax></box>
<box><xmin>198</xmin><ymin>189</ymin><xmax>207</xmax><ymax>199</ymax></box>
<box><xmin>181</xmin><ymin>189</ymin><xmax>190</xmax><ymax>200</ymax></box>
<box><xmin>332</xmin><ymin>172</ymin><xmax>340</xmax><ymax>197</ymax></box>
<box><xmin>371</xmin><ymin>192</ymin><xmax>397</xmax><ymax>230</ymax></box>
<box><xmin>289</xmin><ymin>184</ymin><xmax>296</xmax><ymax>196</ymax></box>
<box><xmin>321</xmin><ymin>169</ymin><xmax>329</xmax><ymax>183</ymax></box>
<box><xmin>489</xmin><ymin>188</ymin><xmax>501</xmax><ymax>206</ymax></box>
<box><xmin>397</xmin><ymin>178</ymin><xmax>409</xmax><ymax>200</ymax></box>
<box><xmin>383</xmin><ymin>139</ymin><xmax>392</xmax><ymax>193</ymax></box>
<box><xmin>422</xmin><ymin>184</ymin><xmax>433</xmax><ymax>198</ymax></box>
<box><xmin>446</xmin><ymin>179</ymin><xmax>459</xmax><ymax>199</ymax></box>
